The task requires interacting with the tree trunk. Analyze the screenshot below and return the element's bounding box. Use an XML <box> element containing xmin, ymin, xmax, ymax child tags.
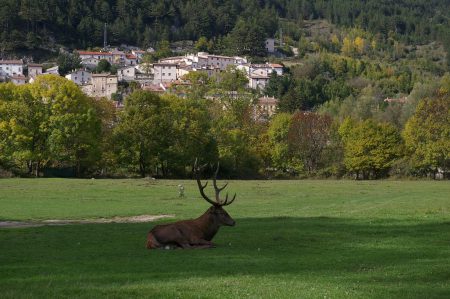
<box><xmin>27</xmin><ymin>160</ymin><xmax>33</xmax><ymax>175</ymax></box>
<box><xmin>35</xmin><ymin>161</ymin><xmax>40</xmax><ymax>177</ymax></box>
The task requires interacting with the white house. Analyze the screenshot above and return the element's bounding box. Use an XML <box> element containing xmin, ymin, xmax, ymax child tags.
<box><xmin>81</xmin><ymin>57</ymin><xmax>100</xmax><ymax>69</ymax></box>
<box><xmin>87</xmin><ymin>73</ymin><xmax>118</xmax><ymax>99</ymax></box>
<box><xmin>153</xmin><ymin>63</ymin><xmax>178</xmax><ymax>83</ymax></box>
<box><xmin>27</xmin><ymin>63</ymin><xmax>43</xmax><ymax>78</ymax></box>
<box><xmin>125</xmin><ymin>54</ymin><xmax>137</xmax><ymax>66</ymax></box>
<box><xmin>249</xmin><ymin>63</ymin><xmax>283</xmax><ymax>76</ymax></box>
<box><xmin>249</xmin><ymin>69</ymin><xmax>271</xmax><ymax>90</ymax></box>
<box><xmin>111</xmin><ymin>49</ymin><xmax>126</xmax><ymax>65</ymax></box>
<box><xmin>134</xmin><ymin>73</ymin><xmax>153</xmax><ymax>85</ymax></box>
<box><xmin>65</xmin><ymin>69</ymin><xmax>92</xmax><ymax>85</ymax></box>
<box><xmin>117</xmin><ymin>66</ymin><xmax>136</xmax><ymax>82</ymax></box>
<box><xmin>10</xmin><ymin>74</ymin><xmax>27</xmax><ymax>85</ymax></box>
<box><xmin>206</xmin><ymin>54</ymin><xmax>235</xmax><ymax>71</ymax></box>
<box><xmin>236</xmin><ymin>64</ymin><xmax>250</xmax><ymax>75</ymax></box>
<box><xmin>234</xmin><ymin>56</ymin><xmax>248</xmax><ymax>65</ymax></box>
<box><xmin>177</xmin><ymin>64</ymin><xmax>192</xmax><ymax>79</ymax></box>
<box><xmin>186</xmin><ymin>52</ymin><xmax>208</xmax><ymax>69</ymax></box>
<box><xmin>77</xmin><ymin>51</ymin><xmax>113</xmax><ymax>63</ymax></box>
<box><xmin>0</xmin><ymin>60</ymin><xmax>24</xmax><ymax>78</ymax></box>
<box><xmin>244</xmin><ymin>63</ymin><xmax>283</xmax><ymax>90</ymax></box>
<box><xmin>44</xmin><ymin>66</ymin><xmax>59</xmax><ymax>75</ymax></box>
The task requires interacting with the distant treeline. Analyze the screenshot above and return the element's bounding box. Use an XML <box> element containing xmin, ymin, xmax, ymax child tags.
<box><xmin>1</xmin><ymin>0</ymin><xmax>449</xmax><ymax>55</ymax></box>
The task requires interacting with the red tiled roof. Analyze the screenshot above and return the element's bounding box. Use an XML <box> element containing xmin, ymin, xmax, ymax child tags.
<box><xmin>77</xmin><ymin>51</ymin><xmax>112</xmax><ymax>56</ymax></box>
<box><xmin>143</xmin><ymin>84</ymin><xmax>165</xmax><ymax>92</ymax></box>
<box><xmin>126</xmin><ymin>54</ymin><xmax>137</xmax><ymax>59</ymax></box>
<box><xmin>269</xmin><ymin>63</ymin><xmax>283</xmax><ymax>68</ymax></box>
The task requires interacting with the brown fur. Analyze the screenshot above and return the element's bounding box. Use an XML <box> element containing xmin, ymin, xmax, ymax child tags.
<box><xmin>146</xmin><ymin>206</ymin><xmax>234</xmax><ymax>249</ymax></box>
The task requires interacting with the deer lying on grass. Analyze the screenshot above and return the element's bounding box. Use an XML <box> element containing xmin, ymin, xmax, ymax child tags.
<box><xmin>146</xmin><ymin>160</ymin><xmax>236</xmax><ymax>249</ymax></box>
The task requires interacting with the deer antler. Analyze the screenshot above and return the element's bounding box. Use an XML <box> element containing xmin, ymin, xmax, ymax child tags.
<box><xmin>193</xmin><ymin>159</ymin><xmax>236</xmax><ymax>206</ymax></box>
<box><xmin>212</xmin><ymin>162</ymin><xmax>236</xmax><ymax>206</ymax></box>
<box><xmin>193</xmin><ymin>159</ymin><xmax>218</xmax><ymax>206</ymax></box>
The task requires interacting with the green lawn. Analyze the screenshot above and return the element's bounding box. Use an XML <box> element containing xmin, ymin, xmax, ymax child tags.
<box><xmin>1</xmin><ymin>179</ymin><xmax>449</xmax><ymax>298</ymax></box>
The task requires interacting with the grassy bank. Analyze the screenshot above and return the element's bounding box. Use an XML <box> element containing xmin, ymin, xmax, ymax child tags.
<box><xmin>1</xmin><ymin>179</ymin><xmax>449</xmax><ymax>298</ymax></box>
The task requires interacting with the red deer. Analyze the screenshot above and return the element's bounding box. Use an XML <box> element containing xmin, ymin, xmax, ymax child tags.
<box><xmin>146</xmin><ymin>160</ymin><xmax>236</xmax><ymax>249</ymax></box>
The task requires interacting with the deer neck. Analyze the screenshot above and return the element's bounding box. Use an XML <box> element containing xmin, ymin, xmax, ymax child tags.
<box><xmin>196</xmin><ymin>208</ymin><xmax>221</xmax><ymax>241</ymax></box>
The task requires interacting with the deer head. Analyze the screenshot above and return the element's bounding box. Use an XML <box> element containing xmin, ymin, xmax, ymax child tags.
<box><xmin>193</xmin><ymin>159</ymin><xmax>236</xmax><ymax>226</ymax></box>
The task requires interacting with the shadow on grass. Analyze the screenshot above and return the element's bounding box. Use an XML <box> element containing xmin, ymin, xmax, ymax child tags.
<box><xmin>1</xmin><ymin>217</ymin><xmax>450</xmax><ymax>298</ymax></box>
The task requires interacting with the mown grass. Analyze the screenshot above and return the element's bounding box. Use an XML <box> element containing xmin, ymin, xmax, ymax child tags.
<box><xmin>1</xmin><ymin>179</ymin><xmax>449</xmax><ymax>298</ymax></box>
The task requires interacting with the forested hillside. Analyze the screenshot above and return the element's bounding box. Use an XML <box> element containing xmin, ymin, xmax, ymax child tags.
<box><xmin>1</xmin><ymin>0</ymin><xmax>449</xmax><ymax>56</ymax></box>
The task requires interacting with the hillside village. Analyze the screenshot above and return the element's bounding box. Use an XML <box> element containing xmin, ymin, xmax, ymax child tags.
<box><xmin>0</xmin><ymin>39</ymin><xmax>281</xmax><ymax>119</ymax></box>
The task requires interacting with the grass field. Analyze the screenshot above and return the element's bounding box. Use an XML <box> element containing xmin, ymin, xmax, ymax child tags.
<box><xmin>0</xmin><ymin>179</ymin><xmax>449</xmax><ymax>298</ymax></box>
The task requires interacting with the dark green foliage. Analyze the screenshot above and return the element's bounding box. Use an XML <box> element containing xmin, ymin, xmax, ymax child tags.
<box><xmin>56</xmin><ymin>52</ymin><xmax>81</xmax><ymax>76</ymax></box>
<box><xmin>3</xmin><ymin>0</ymin><xmax>448</xmax><ymax>62</ymax></box>
<box><xmin>95</xmin><ymin>59</ymin><xmax>112</xmax><ymax>73</ymax></box>
<box><xmin>224</xmin><ymin>19</ymin><xmax>267</xmax><ymax>57</ymax></box>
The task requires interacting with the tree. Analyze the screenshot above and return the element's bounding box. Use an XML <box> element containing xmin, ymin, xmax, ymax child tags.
<box><xmin>214</xmin><ymin>65</ymin><xmax>249</xmax><ymax>92</ymax></box>
<box><xmin>267</xmin><ymin>113</ymin><xmax>296</xmax><ymax>172</ymax></box>
<box><xmin>113</xmin><ymin>90</ymin><xmax>173</xmax><ymax>177</ymax></box>
<box><xmin>141</xmin><ymin>53</ymin><xmax>154</xmax><ymax>74</ymax></box>
<box><xmin>210</xmin><ymin>96</ymin><xmax>262</xmax><ymax>178</ymax></box>
<box><xmin>0</xmin><ymin>76</ymin><xmax>101</xmax><ymax>176</ymax></box>
<box><xmin>354</xmin><ymin>36</ymin><xmax>365</xmax><ymax>55</ymax></box>
<box><xmin>195</xmin><ymin>36</ymin><xmax>213</xmax><ymax>52</ymax></box>
<box><xmin>88</xmin><ymin>96</ymin><xmax>117</xmax><ymax>175</ymax></box>
<box><xmin>339</xmin><ymin>118</ymin><xmax>403</xmax><ymax>178</ymax></box>
<box><xmin>265</xmin><ymin>72</ymin><xmax>292</xmax><ymax>100</ymax></box>
<box><xmin>57</xmin><ymin>52</ymin><xmax>81</xmax><ymax>76</ymax></box>
<box><xmin>403</xmin><ymin>96</ymin><xmax>450</xmax><ymax>177</ymax></box>
<box><xmin>0</xmin><ymin>83</ymin><xmax>49</xmax><ymax>175</ymax></box>
<box><xmin>95</xmin><ymin>59</ymin><xmax>111</xmax><ymax>73</ymax></box>
<box><xmin>164</xmin><ymin>95</ymin><xmax>218</xmax><ymax>176</ymax></box>
<box><xmin>341</xmin><ymin>36</ymin><xmax>353</xmax><ymax>56</ymax></box>
<box><xmin>226</xmin><ymin>19</ymin><xmax>267</xmax><ymax>57</ymax></box>
<box><xmin>32</xmin><ymin>75</ymin><xmax>101</xmax><ymax>176</ymax></box>
<box><xmin>181</xmin><ymin>71</ymin><xmax>211</xmax><ymax>99</ymax></box>
<box><xmin>288</xmin><ymin>112</ymin><xmax>333</xmax><ymax>174</ymax></box>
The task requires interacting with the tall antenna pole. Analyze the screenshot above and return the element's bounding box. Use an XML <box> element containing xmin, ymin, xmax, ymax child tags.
<box><xmin>280</xmin><ymin>27</ymin><xmax>283</xmax><ymax>46</ymax></box>
<box><xmin>104</xmin><ymin>23</ymin><xmax>107</xmax><ymax>49</ymax></box>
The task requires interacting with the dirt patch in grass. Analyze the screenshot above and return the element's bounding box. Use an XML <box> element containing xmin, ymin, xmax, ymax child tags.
<box><xmin>0</xmin><ymin>214</ymin><xmax>174</xmax><ymax>228</ymax></box>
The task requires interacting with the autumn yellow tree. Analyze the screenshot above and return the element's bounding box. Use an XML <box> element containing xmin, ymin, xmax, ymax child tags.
<box><xmin>354</xmin><ymin>36</ymin><xmax>365</xmax><ymax>55</ymax></box>
<box><xmin>341</xmin><ymin>36</ymin><xmax>353</xmax><ymax>56</ymax></box>
<box><xmin>403</xmin><ymin>95</ymin><xmax>450</xmax><ymax>177</ymax></box>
